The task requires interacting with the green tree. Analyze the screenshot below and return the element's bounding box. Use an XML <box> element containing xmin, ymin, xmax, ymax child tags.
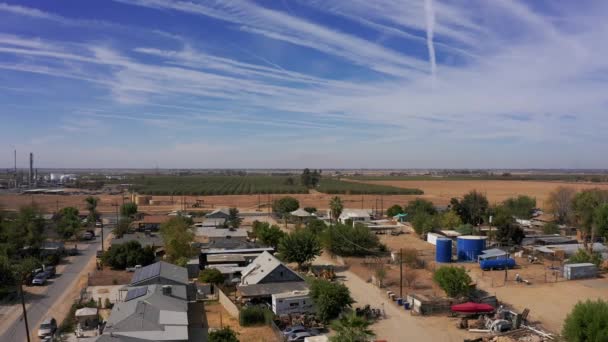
<box><xmin>455</xmin><ymin>223</ymin><xmax>474</xmax><ymax>235</ymax></box>
<box><xmin>404</xmin><ymin>198</ymin><xmax>436</xmax><ymax>217</ymax></box>
<box><xmin>198</xmin><ymin>268</ymin><xmax>225</xmax><ymax>284</ymax></box>
<box><xmin>492</xmin><ymin>205</ymin><xmax>525</xmax><ymax>245</ymax></box>
<box><xmin>566</xmin><ymin>249</ymin><xmax>603</xmax><ymax>267</ymax></box>
<box><xmin>330</xmin><ymin>312</ymin><xmax>375</xmax><ymax>342</ymax></box>
<box><xmin>84</xmin><ymin>196</ymin><xmax>100</xmax><ymax>227</ymax></box>
<box><xmin>411</xmin><ymin>212</ymin><xmax>437</xmax><ymax>236</ymax></box>
<box><xmin>593</xmin><ymin>203</ymin><xmax>608</xmax><ymax>240</ymax></box>
<box><xmin>113</xmin><ymin>218</ymin><xmax>132</xmax><ymax>238</ymax></box>
<box><xmin>304</xmin><ymin>207</ymin><xmax>317</xmax><ymax>214</ymax></box>
<box><xmin>451</xmin><ymin>191</ymin><xmax>489</xmax><ymax>225</ymax></box>
<box><xmin>160</xmin><ymin>217</ymin><xmax>195</xmax><ymax>263</ymax></box>
<box><xmin>209</xmin><ymin>326</ymin><xmax>239</xmax><ymax>342</ymax></box>
<box><xmin>7</xmin><ymin>205</ymin><xmax>45</xmax><ymax>251</ymax></box>
<box><xmin>272</xmin><ymin>197</ymin><xmax>300</xmax><ymax>218</ymax></box>
<box><xmin>386</xmin><ymin>204</ymin><xmax>403</xmax><ymax>217</ymax></box>
<box><xmin>102</xmin><ymin>241</ymin><xmax>155</xmax><ymax>269</ymax></box>
<box><xmin>572</xmin><ymin>189</ymin><xmax>608</xmax><ymax>249</ymax></box>
<box><xmin>55</xmin><ymin>207</ymin><xmax>82</xmax><ymax>239</ymax></box>
<box><xmin>542</xmin><ymin>222</ymin><xmax>560</xmax><ymax>235</ymax></box>
<box><xmin>120</xmin><ymin>202</ymin><xmax>138</xmax><ymax>217</ymax></box>
<box><xmin>227</xmin><ymin>208</ymin><xmax>242</xmax><ymax>228</ymax></box>
<box><xmin>502</xmin><ymin>195</ymin><xmax>536</xmax><ymax>219</ymax></box>
<box><xmin>329</xmin><ymin>196</ymin><xmax>344</xmax><ymax>223</ymax></box>
<box><xmin>322</xmin><ymin>223</ymin><xmax>380</xmax><ymax>256</ymax></box>
<box><xmin>440</xmin><ymin>210</ymin><xmax>462</xmax><ymax>229</ymax></box>
<box><xmin>562</xmin><ymin>299</ymin><xmax>608</xmax><ymax>342</ymax></box>
<box><xmin>278</xmin><ymin>229</ymin><xmax>322</xmax><ymax>269</ymax></box>
<box><xmin>309</xmin><ymin>278</ymin><xmax>354</xmax><ymax>322</ymax></box>
<box><xmin>433</xmin><ymin>266</ymin><xmax>472</xmax><ymax>298</ymax></box>
<box><xmin>301</xmin><ymin>168</ymin><xmax>322</xmax><ymax>188</ymax></box>
<box><xmin>257</xmin><ymin>224</ymin><xmax>285</xmax><ymax>249</ymax></box>
<box><xmin>306</xmin><ymin>219</ymin><xmax>327</xmax><ymax>235</ymax></box>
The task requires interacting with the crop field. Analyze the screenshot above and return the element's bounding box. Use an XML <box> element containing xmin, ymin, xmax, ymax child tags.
<box><xmin>317</xmin><ymin>178</ymin><xmax>423</xmax><ymax>195</ymax></box>
<box><xmin>131</xmin><ymin>175</ymin><xmax>309</xmax><ymax>195</ymax></box>
<box><xmin>129</xmin><ymin>175</ymin><xmax>421</xmax><ymax>196</ymax></box>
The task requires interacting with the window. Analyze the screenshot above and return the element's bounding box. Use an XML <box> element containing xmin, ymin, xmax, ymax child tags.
<box><xmin>289</xmin><ymin>302</ymin><xmax>300</xmax><ymax>307</ymax></box>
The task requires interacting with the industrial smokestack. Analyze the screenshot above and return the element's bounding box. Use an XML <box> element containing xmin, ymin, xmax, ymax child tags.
<box><xmin>29</xmin><ymin>152</ymin><xmax>33</xmax><ymax>188</ymax></box>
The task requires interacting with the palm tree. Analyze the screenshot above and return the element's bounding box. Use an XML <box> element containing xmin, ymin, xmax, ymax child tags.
<box><xmin>330</xmin><ymin>313</ymin><xmax>375</xmax><ymax>342</ymax></box>
<box><xmin>329</xmin><ymin>196</ymin><xmax>344</xmax><ymax>223</ymax></box>
<box><xmin>85</xmin><ymin>196</ymin><xmax>99</xmax><ymax>227</ymax></box>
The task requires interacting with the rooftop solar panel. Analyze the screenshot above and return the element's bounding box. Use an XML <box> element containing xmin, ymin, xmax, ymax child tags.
<box><xmin>125</xmin><ymin>287</ymin><xmax>148</xmax><ymax>301</ymax></box>
<box><xmin>131</xmin><ymin>262</ymin><xmax>161</xmax><ymax>284</ymax></box>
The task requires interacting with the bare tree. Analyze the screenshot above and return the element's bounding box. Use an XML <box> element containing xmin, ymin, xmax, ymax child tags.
<box><xmin>404</xmin><ymin>268</ymin><xmax>418</xmax><ymax>288</ymax></box>
<box><xmin>547</xmin><ymin>187</ymin><xmax>576</xmax><ymax>224</ymax></box>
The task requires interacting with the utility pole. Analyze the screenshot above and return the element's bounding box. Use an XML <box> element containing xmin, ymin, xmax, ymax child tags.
<box><xmin>19</xmin><ymin>280</ymin><xmax>31</xmax><ymax>342</ymax></box>
<box><xmin>399</xmin><ymin>248</ymin><xmax>403</xmax><ymax>298</ymax></box>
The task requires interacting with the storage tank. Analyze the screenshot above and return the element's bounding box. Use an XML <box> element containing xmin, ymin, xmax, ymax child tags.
<box><xmin>456</xmin><ymin>236</ymin><xmax>487</xmax><ymax>261</ymax></box>
<box><xmin>435</xmin><ymin>238</ymin><xmax>452</xmax><ymax>263</ymax></box>
<box><xmin>480</xmin><ymin>258</ymin><xmax>516</xmax><ymax>270</ymax></box>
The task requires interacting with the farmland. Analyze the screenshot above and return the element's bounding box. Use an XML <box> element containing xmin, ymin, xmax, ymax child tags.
<box><xmin>130</xmin><ymin>175</ymin><xmax>421</xmax><ymax>196</ymax></box>
<box><xmin>318</xmin><ymin>178</ymin><xmax>423</xmax><ymax>195</ymax></box>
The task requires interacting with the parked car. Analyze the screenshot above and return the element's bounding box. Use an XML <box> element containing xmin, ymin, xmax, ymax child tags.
<box><xmin>32</xmin><ymin>272</ymin><xmax>48</xmax><ymax>286</ymax></box>
<box><xmin>82</xmin><ymin>232</ymin><xmax>94</xmax><ymax>240</ymax></box>
<box><xmin>37</xmin><ymin>318</ymin><xmax>57</xmax><ymax>338</ymax></box>
<box><xmin>287</xmin><ymin>332</ymin><xmax>312</xmax><ymax>342</ymax></box>
<box><xmin>282</xmin><ymin>325</ymin><xmax>306</xmax><ymax>337</ymax></box>
<box><xmin>43</xmin><ymin>265</ymin><xmax>56</xmax><ymax>278</ymax></box>
<box><xmin>126</xmin><ymin>265</ymin><xmax>142</xmax><ymax>272</ymax></box>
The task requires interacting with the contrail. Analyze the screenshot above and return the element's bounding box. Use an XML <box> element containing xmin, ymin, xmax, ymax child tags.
<box><xmin>424</xmin><ymin>0</ymin><xmax>437</xmax><ymax>84</ymax></box>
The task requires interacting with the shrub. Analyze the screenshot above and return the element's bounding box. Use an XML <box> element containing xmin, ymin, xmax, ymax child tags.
<box><xmin>542</xmin><ymin>222</ymin><xmax>559</xmax><ymax>234</ymax></box>
<box><xmin>199</xmin><ymin>268</ymin><xmax>225</xmax><ymax>284</ymax></box>
<box><xmin>433</xmin><ymin>266</ymin><xmax>472</xmax><ymax>298</ymax></box>
<box><xmin>309</xmin><ymin>278</ymin><xmax>354</xmax><ymax>322</ymax></box>
<box><xmin>239</xmin><ymin>306</ymin><xmax>272</xmax><ymax>326</ymax></box>
<box><xmin>562</xmin><ymin>299</ymin><xmax>608</xmax><ymax>341</ymax></box>
<box><xmin>567</xmin><ymin>249</ymin><xmax>603</xmax><ymax>267</ymax></box>
<box><xmin>104</xmin><ymin>298</ymin><xmax>113</xmax><ymax>309</ymax></box>
<box><xmin>209</xmin><ymin>326</ymin><xmax>239</xmax><ymax>342</ymax></box>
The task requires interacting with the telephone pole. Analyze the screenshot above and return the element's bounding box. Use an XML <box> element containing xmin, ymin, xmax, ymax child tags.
<box><xmin>19</xmin><ymin>281</ymin><xmax>31</xmax><ymax>342</ymax></box>
<box><xmin>399</xmin><ymin>248</ymin><xmax>403</xmax><ymax>298</ymax></box>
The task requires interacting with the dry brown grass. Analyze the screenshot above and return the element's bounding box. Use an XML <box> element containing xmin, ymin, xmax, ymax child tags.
<box><xmin>205</xmin><ymin>302</ymin><xmax>278</xmax><ymax>342</ymax></box>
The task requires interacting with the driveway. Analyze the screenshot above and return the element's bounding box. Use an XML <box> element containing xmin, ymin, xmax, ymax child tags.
<box><xmin>0</xmin><ymin>227</ymin><xmax>108</xmax><ymax>342</ymax></box>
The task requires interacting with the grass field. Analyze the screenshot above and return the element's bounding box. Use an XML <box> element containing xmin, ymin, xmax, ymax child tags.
<box><xmin>130</xmin><ymin>175</ymin><xmax>420</xmax><ymax>196</ymax></box>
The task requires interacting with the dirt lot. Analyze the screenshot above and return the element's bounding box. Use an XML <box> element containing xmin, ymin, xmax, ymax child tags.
<box><xmin>351</xmin><ymin>179</ymin><xmax>608</xmax><ymax>209</ymax></box>
<box><xmin>204</xmin><ymin>301</ymin><xmax>278</xmax><ymax>342</ymax></box>
<box><xmin>373</xmin><ymin>232</ymin><xmax>608</xmax><ymax>334</ymax></box>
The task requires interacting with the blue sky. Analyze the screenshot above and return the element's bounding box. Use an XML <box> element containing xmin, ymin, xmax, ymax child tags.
<box><xmin>1</xmin><ymin>0</ymin><xmax>608</xmax><ymax>169</ymax></box>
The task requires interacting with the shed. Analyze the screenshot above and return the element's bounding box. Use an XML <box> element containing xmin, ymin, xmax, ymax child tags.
<box><xmin>564</xmin><ymin>263</ymin><xmax>597</xmax><ymax>280</ymax></box>
<box><xmin>75</xmin><ymin>307</ymin><xmax>98</xmax><ymax>329</ymax></box>
<box><xmin>478</xmin><ymin>248</ymin><xmax>509</xmax><ymax>262</ymax></box>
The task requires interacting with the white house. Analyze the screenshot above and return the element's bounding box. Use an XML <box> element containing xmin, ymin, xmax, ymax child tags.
<box><xmin>271</xmin><ymin>290</ymin><xmax>314</xmax><ymax>315</ymax></box>
<box><xmin>337</xmin><ymin>209</ymin><xmax>372</xmax><ymax>224</ymax></box>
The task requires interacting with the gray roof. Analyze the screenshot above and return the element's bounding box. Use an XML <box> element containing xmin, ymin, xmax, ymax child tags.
<box><xmin>131</xmin><ymin>262</ymin><xmax>188</xmax><ymax>286</ymax></box>
<box><xmin>290</xmin><ymin>208</ymin><xmax>313</xmax><ymax>217</ymax></box>
<box><xmin>195</xmin><ymin>227</ymin><xmax>248</xmax><ymax>238</ymax></box>
<box><xmin>478</xmin><ymin>248</ymin><xmax>508</xmax><ymax>260</ymax></box>
<box><xmin>206</xmin><ymin>208</ymin><xmax>230</xmax><ymax>217</ymax></box>
<box><xmin>199</xmin><ymin>239</ymin><xmax>266</xmax><ymax>251</ymax></box>
<box><xmin>240</xmin><ymin>251</ymin><xmax>302</xmax><ymax>285</ymax></box>
<box><xmin>238</xmin><ymin>281</ymin><xmax>308</xmax><ymax>297</ymax></box>
<box><xmin>112</xmin><ymin>233</ymin><xmax>164</xmax><ymax>248</ymax></box>
<box><xmin>102</xmin><ymin>284</ymin><xmax>188</xmax><ymax>341</ymax></box>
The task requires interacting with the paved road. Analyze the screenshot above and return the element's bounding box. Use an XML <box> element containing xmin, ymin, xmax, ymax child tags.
<box><xmin>0</xmin><ymin>228</ymin><xmax>107</xmax><ymax>342</ymax></box>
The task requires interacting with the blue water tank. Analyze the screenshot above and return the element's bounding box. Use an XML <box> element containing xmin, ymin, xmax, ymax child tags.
<box><xmin>435</xmin><ymin>238</ymin><xmax>452</xmax><ymax>263</ymax></box>
<box><xmin>480</xmin><ymin>258</ymin><xmax>516</xmax><ymax>270</ymax></box>
<box><xmin>457</xmin><ymin>236</ymin><xmax>487</xmax><ymax>261</ymax></box>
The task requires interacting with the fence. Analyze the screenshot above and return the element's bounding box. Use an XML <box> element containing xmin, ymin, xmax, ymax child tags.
<box><xmin>216</xmin><ymin>286</ymin><xmax>240</xmax><ymax>319</ymax></box>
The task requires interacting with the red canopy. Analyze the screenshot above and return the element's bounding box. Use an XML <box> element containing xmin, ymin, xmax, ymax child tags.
<box><xmin>451</xmin><ymin>302</ymin><xmax>495</xmax><ymax>313</ymax></box>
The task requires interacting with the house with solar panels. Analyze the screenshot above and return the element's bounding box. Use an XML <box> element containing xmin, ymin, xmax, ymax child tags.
<box><xmin>96</xmin><ymin>284</ymin><xmax>190</xmax><ymax>341</ymax></box>
<box><xmin>129</xmin><ymin>261</ymin><xmax>196</xmax><ymax>301</ymax></box>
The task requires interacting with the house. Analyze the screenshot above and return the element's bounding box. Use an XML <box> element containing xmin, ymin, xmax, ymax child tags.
<box><xmin>131</xmin><ymin>215</ymin><xmax>171</xmax><ymax>232</ymax></box>
<box><xmin>337</xmin><ymin>209</ymin><xmax>372</xmax><ymax>224</ymax></box>
<box><xmin>272</xmin><ymin>290</ymin><xmax>314</xmax><ymax>315</ymax></box>
<box><xmin>111</xmin><ymin>232</ymin><xmax>164</xmax><ymax>257</ymax></box>
<box><xmin>130</xmin><ymin>261</ymin><xmax>191</xmax><ymax>292</ymax></box>
<box><xmin>290</xmin><ymin>208</ymin><xmax>314</xmax><ymax>223</ymax></box>
<box><xmin>237</xmin><ymin>251</ymin><xmax>307</xmax><ymax>302</ymax></box>
<box><xmin>97</xmin><ymin>284</ymin><xmax>189</xmax><ymax>341</ymax></box>
<box><xmin>195</xmin><ymin>227</ymin><xmax>248</xmax><ymax>242</ymax></box>
<box><xmin>193</xmin><ymin>218</ymin><xmax>226</xmax><ymax>228</ymax></box>
<box><xmin>199</xmin><ymin>241</ymin><xmax>273</xmax><ymax>269</ymax></box>
<box><xmin>206</xmin><ymin>208</ymin><xmax>231</xmax><ymax>220</ymax></box>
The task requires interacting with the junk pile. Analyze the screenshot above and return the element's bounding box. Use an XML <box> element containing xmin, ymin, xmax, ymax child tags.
<box><xmin>354</xmin><ymin>304</ymin><xmax>383</xmax><ymax>320</ymax></box>
<box><xmin>461</xmin><ymin>307</ymin><xmax>554</xmax><ymax>341</ymax></box>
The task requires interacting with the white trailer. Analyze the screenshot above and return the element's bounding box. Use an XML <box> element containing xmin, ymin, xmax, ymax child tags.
<box><xmin>271</xmin><ymin>291</ymin><xmax>314</xmax><ymax>315</ymax></box>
